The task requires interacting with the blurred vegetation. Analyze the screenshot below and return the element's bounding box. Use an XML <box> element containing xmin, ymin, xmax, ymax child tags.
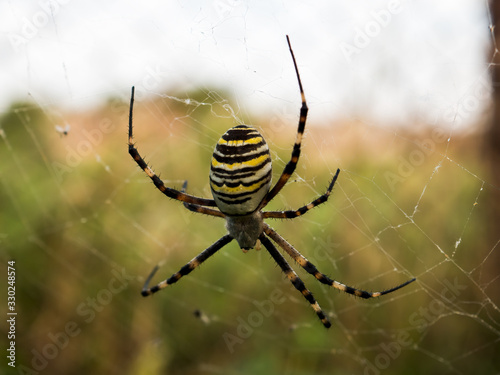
<box><xmin>0</xmin><ymin>89</ymin><xmax>499</xmax><ymax>375</ymax></box>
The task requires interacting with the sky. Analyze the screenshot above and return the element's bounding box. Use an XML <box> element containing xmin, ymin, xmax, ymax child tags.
<box><xmin>0</xmin><ymin>0</ymin><xmax>492</xmax><ymax>128</ymax></box>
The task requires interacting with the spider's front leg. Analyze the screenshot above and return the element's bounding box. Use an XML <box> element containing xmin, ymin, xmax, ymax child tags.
<box><xmin>258</xmin><ymin>36</ymin><xmax>309</xmax><ymax>209</ymax></box>
<box><xmin>263</xmin><ymin>169</ymin><xmax>340</xmax><ymax>219</ymax></box>
<box><xmin>127</xmin><ymin>86</ymin><xmax>218</xmax><ymax>207</ymax></box>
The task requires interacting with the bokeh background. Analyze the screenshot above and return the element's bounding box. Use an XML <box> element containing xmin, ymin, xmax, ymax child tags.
<box><xmin>1</xmin><ymin>1</ymin><xmax>500</xmax><ymax>374</ymax></box>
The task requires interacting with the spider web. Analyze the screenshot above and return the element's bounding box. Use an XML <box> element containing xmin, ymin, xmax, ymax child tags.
<box><xmin>1</xmin><ymin>1</ymin><xmax>499</xmax><ymax>375</ymax></box>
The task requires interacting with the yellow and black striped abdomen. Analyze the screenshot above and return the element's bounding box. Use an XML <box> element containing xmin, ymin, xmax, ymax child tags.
<box><xmin>210</xmin><ymin>125</ymin><xmax>272</xmax><ymax>215</ymax></box>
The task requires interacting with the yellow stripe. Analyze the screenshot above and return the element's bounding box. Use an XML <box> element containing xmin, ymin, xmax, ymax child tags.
<box><xmin>210</xmin><ymin>178</ymin><xmax>268</xmax><ymax>194</ymax></box>
<box><xmin>217</xmin><ymin>136</ymin><xmax>263</xmax><ymax>146</ymax></box>
<box><xmin>211</xmin><ymin>154</ymin><xmax>269</xmax><ymax>170</ymax></box>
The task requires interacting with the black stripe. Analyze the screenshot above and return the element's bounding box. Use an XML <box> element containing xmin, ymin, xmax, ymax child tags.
<box><xmin>212</xmin><ymin>180</ymin><xmax>268</xmax><ymax>199</ymax></box>
<box><xmin>212</xmin><ymin>149</ymin><xmax>270</xmax><ymax>165</ymax></box>
<box><xmin>216</xmin><ymin>196</ymin><xmax>252</xmax><ymax>205</ymax></box>
<box><xmin>222</xmin><ymin>130</ymin><xmax>260</xmax><ymax>142</ymax></box>
<box><xmin>210</xmin><ymin>170</ymin><xmax>271</xmax><ymax>188</ymax></box>
<box><xmin>211</xmin><ymin>169</ymin><xmax>256</xmax><ymax>180</ymax></box>
<box><xmin>149</xmin><ymin>285</ymin><xmax>160</xmax><ymax>293</ymax></box>
<box><xmin>317</xmin><ymin>311</ymin><xmax>329</xmax><ymax>326</ymax></box>
<box><xmin>210</xmin><ymin>158</ymin><xmax>271</xmax><ymax>175</ymax></box>
<box><xmin>216</xmin><ymin>141</ymin><xmax>265</xmax><ymax>156</ymax></box>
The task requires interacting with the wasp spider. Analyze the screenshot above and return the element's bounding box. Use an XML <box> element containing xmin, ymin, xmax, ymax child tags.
<box><xmin>128</xmin><ymin>36</ymin><xmax>416</xmax><ymax>328</ymax></box>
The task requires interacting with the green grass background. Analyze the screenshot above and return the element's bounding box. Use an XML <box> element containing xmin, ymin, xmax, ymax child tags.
<box><xmin>1</xmin><ymin>91</ymin><xmax>499</xmax><ymax>375</ymax></box>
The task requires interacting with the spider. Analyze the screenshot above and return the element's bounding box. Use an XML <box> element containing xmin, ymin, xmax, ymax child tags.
<box><xmin>128</xmin><ymin>35</ymin><xmax>416</xmax><ymax>328</ymax></box>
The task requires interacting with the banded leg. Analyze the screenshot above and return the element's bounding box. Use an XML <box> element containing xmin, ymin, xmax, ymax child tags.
<box><xmin>264</xmin><ymin>224</ymin><xmax>416</xmax><ymax>298</ymax></box>
<box><xmin>263</xmin><ymin>169</ymin><xmax>340</xmax><ymax>219</ymax></box>
<box><xmin>128</xmin><ymin>86</ymin><xmax>217</xmax><ymax>207</ymax></box>
<box><xmin>141</xmin><ymin>234</ymin><xmax>233</xmax><ymax>296</ymax></box>
<box><xmin>259</xmin><ymin>36</ymin><xmax>308</xmax><ymax>209</ymax></box>
<box><xmin>180</xmin><ymin>181</ymin><xmax>225</xmax><ymax>218</ymax></box>
<box><xmin>259</xmin><ymin>234</ymin><xmax>331</xmax><ymax>328</ymax></box>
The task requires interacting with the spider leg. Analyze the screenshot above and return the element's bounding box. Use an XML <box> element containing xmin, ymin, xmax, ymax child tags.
<box><xmin>263</xmin><ymin>224</ymin><xmax>416</xmax><ymax>298</ymax></box>
<box><xmin>180</xmin><ymin>181</ymin><xmax>225</xmax><ymax>218</ymax></box>
<box><xmin>259</xmin><ymin>234</ymin><xmax>331</xmax><ymax>328</ymax></box>
<box><xmin>128</xmin><ymin>86</ymin><xmax>217</xmax><ymax>207</ymax></box>
<box><xmin>141</xmin><ymin>234</ymin><xmax>233</xmax><ymax>296</ymax></box>
<box><xmin>259</xmin><ymin>36</ymin><xmax>308</xmax><ymax>209</ymax></box>
<box><xmin>263</xmin><ymin>169</ymin><xmax>340</xmax><ymax>219</ymax></box>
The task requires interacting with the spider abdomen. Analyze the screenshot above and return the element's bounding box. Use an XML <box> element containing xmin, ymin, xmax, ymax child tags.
<box><xmin>210</xmin><ymin>125</ymin><xmax>272</xmax><ymax>215</ymax></box>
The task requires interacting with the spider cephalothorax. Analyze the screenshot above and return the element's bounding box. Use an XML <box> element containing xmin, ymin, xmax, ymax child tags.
<box><xmin>128</xmin><ymin>36</ymin><xmax>415</xmax><ymax>328</ymax></box>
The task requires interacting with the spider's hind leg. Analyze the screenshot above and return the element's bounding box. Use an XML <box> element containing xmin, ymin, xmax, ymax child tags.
<box><xmin>264</xmin><ymin>224</ymin><xmax>415</xmax><ymax>298</ymax></box>
<box><xmin>259</xmin><ymin>234</ymin><xmax>331</xmax><ymax>328</ymax></box>
<box><xmin>141</xmin><ymin>234</ymin><xmax>233</xmax><ymax>296</ymax></box>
